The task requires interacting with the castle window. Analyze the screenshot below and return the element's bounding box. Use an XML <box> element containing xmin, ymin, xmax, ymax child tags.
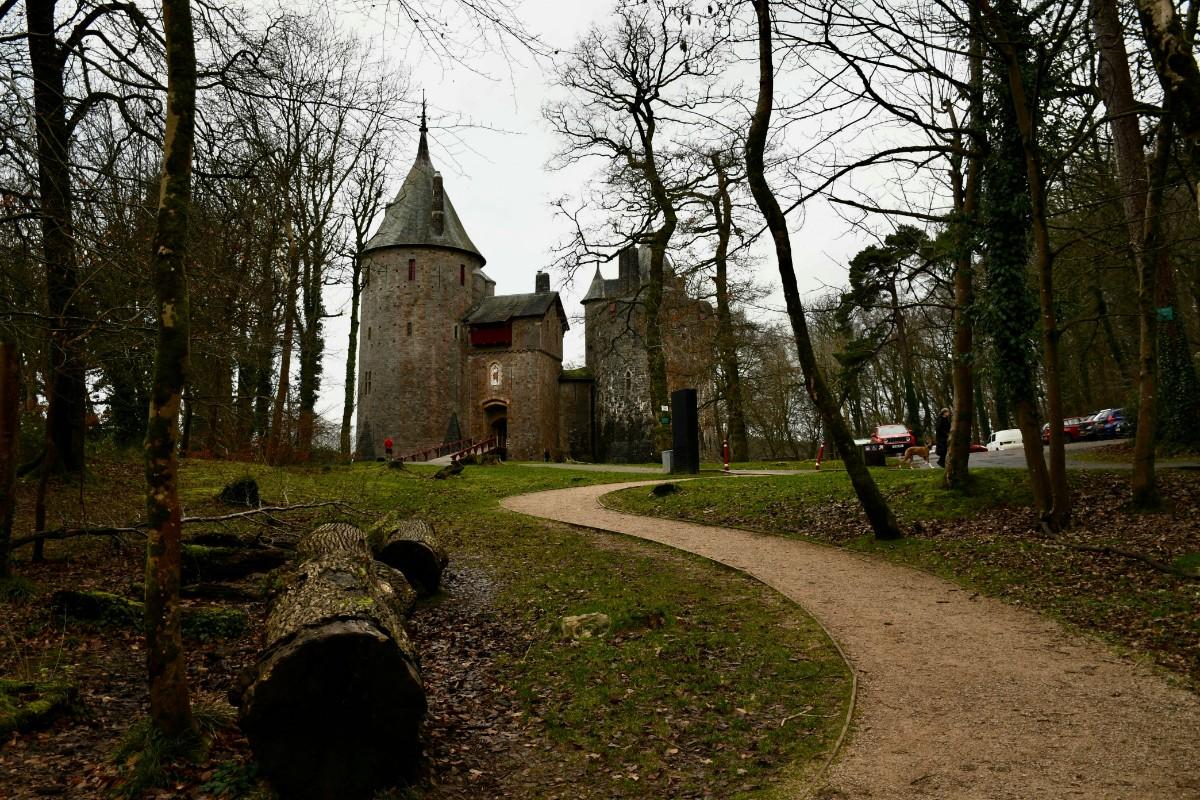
<box><xmin>367</xmin><ymin>327</ymin><xmax>371</xmax><ymax>341</ymax></box>
<box><xmin>406</xmin><ymin>321</ymin><xmax>413</xmax><ymax>336</ymax></box>
<box><xmin>609</xmin><ymin>302</ymin><xmax>616</xmax><ymax>319</ymax></box>
<box><xmin>366</xmin><ymin>370</ymin><xmax>372</xmax><ymax>395</ymax></box>
<box><xmin>453</xmin><ymin>324</ymin><xmax>459</xmax><ymax>340</ymax></box>
<box><xmin>624</xmin><ymin>370</ymin><xmax>633</xmax><ymax>396</ymax></box>
<box><xmin>408</xmin><ymin>259</ymin><xmax>416</xmax><ymax>281</ymax></box>
<box><xmin>490</xmin><ymin>362</ymin><xmax>502</xmax><ymax>388</ymax></box>
<box><xmin>460</xmin><ymin>264</ymin><xmax>465</xmax><ymax>285</ymax></box>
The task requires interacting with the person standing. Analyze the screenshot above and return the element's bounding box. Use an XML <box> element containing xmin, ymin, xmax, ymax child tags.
<box><xmin>934</xmin><ymin>408</ymin><xmax>951</xmax><ymax>467</ymax></box>
<box><xmin>383</xmin><ymin>436</ymin><xmax>394</xmax><ymax>461</ymax></box>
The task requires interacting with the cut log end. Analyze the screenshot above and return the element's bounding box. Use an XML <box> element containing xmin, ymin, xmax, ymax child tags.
<box><xmin>238</xmin><ymin>619</ymin><xmax>426</xmax><ymax>799</ymax></box>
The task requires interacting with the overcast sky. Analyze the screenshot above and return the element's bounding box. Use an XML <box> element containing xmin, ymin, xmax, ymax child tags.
<box><xmin>313</xmin><ymin>0</ymin><xmax>875</xmax><ymax>433</ymax></box>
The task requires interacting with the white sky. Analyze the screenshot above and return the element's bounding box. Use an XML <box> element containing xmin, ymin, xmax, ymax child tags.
<box><xmin>312</xmin><ymin>0</ymin><xmax>872</xmax><ymax>431</ymax></box>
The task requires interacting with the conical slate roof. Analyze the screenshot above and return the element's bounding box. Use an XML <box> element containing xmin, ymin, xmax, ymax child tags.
<box><xmin>362</xmin><ymin>124</ymin><xmax>485</xmax><ymax>264</ymax></box>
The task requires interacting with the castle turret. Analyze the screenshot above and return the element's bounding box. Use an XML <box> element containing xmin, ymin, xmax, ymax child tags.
<box><xmin>355</xmin><ymin>106</ymin><xmax>485</xmax><ymax>458</ymax></box>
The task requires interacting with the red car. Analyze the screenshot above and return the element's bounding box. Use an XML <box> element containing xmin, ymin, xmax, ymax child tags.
<box><xmin>871</xmin><ymin>423</ymin><xmax>915</xmax><ymax>454</ymax></box>
<box><xmin>1041</xmin><ymin>416</ymin><xmax>1088</xmax><ymax>443</ymax></box>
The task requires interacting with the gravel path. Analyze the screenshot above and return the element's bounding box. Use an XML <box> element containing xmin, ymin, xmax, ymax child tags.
<box><xmin>502</xmin><ymin>481</ymin><xmax>1200</xmax><ymax>799</ymax></box>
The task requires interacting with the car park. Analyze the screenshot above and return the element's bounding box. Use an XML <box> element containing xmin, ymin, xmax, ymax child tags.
<box><xmin>1041</xmin><ymin>416</ymin><xmax>1089</xmax><ymax>443</ymax></box>
<box><xmin>1079</xmin><ymin>408</ymin><xmax>1127</xmax><ymax>439</ymax></box>
<box><xmin>987</xmin><ymin>428</ymin><xmax>1023</xmax><ymax>451</ymax></box>
<box><xmin>871</xmin><ymin>424</ymin><xmax>915</xmax><ymax>453</ymax></box>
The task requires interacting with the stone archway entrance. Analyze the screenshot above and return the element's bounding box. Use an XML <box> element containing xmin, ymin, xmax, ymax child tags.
<box><xmin>484</xmin><ymin>401</ymin><xmax>507</xmax><ymax>457</ymax></box>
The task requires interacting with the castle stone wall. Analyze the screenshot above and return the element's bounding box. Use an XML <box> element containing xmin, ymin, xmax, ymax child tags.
<box><xmin>465</xmin><ymin>310</ymin><xmax>563</xmax><ymax>460</ymax></box>
<box><xmin>356</xmin><ymin>246</ymin><xmax>483</xmax><ymax>458</ymax></box>
<box><xmin>583</xmin><ymin>299</ymin><xmax>656</xmax><ymax>463</ymax></box>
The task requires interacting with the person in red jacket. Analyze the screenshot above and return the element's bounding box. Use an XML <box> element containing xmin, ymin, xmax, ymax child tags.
<box><xmin>383</xmin><ymin>437</ymin><xmax>394</xmax><ymax>461</ymax></box>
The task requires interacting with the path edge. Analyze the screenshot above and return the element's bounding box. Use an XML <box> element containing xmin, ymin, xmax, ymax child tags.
<box><xmin>501</xmin><ymin>483</ymin><xmax>859</xmax><ymax>799</ymax></box>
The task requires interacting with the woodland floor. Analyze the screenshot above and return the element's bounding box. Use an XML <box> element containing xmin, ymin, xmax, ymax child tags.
<box><xmin>0</xmin><ymin>457</ymin><xmax>851</xmax><ymax>799</ymax></box>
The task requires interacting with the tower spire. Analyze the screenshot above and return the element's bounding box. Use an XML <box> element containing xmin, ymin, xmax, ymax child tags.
<box><xmin>416</xmin><ymin>90</ymin><xmax>430</xmax><ymax>162</ymax></box>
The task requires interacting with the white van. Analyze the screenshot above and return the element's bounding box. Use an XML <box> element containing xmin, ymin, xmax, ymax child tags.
<box><xmin>987</xmin><ymin>428</ymin><xmax>1023</xmax><ymax>451</ymax></box>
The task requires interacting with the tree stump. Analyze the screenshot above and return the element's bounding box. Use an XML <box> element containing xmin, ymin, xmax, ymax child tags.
<box><xmin>217</xmin><ymin>476</ymin><xmax>259</xmax><ymax>507</ymax></box>
<box><xmin>234</xmin><ymin>523</ymin><xmax>426</xmax><ymax>799</ymax></box>
<box><xmin>367</xmin><ymin>515</ymin><xmax>449</xmax><ymax>596</ymax></box>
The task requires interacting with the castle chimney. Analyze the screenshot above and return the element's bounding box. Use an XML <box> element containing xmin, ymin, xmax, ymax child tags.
<box><xmin>431</xmin><ymin>172</ymin><xmax>445</xmax><ymax>235</ymax></box>
<box><xmin>535</xmin><ymin>270</ymin><xmax>550</xmax><ymax>293</ymax></box>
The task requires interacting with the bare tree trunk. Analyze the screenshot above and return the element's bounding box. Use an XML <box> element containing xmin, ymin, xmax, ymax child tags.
<box><xmin>144</xmin><ymin>0</ymin><xmax>197</xmax><ymax>737</ymax></box>
<box><xmin>0</xmin><ymin>335</ymin><xmax>18</xmax><ymax>577</ymax></box>
<box><xmin>1093</xmin><ymin>0</ymin><xmax>1160</xmax><ymax>506</ymax></box>
<box><xmin>638</xmin><ymin>111</ymin><xmax>676</xmax><ymax>454</ymax></box>
<box><xmin>26</xmin><ymin>0</ymin><xmax>86</xmax><ymax>475</ymax></box>
<box><xmin>266</xmin><ymin>217</ymin><xmax>299</xmax><ymax>466</ymax></box>
<box><xmin>746</xmin><ymin>0</ymin><xmax>901</xmax><ymax>540</ymax></box>
<box><xmin>944</xmin><ymin>11</ymin><xmax>983</xmax><ymax>490</ymax></box>
<box><xmin>710</xmin><ymin>154</ymin><xmax>748</xmax><ymax>462</ymax></box>
<box><xmin>340</xmin><ymin>255</ymin><xmax>363</xmax><ymax>457</ymax></box>
<box><xmin>1134</xmin><ymin>0</ymin><xmax>1200</xmax><ymax>222</ymax></box>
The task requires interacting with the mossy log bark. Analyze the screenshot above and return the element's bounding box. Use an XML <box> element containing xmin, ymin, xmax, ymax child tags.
<box><xmin>0</xmin><ymin>679</ymin><xmax>78</xmax><ymax>737</ymax></box>
<box><xmin>367</xmin><ymin>516</ymin><xmax>448</xmax><ymax>596</ymax></box>
<box><xmin>50</xmin><ymin>589</ymin><xmax>247</xmax><ymax>640</ymax></box>
<box><xmin>235</xmin><ymin>523</ymin><xmax>425</xmax><ymax>800</ymax></box>
<box><xmin>181</xmin><ymin>543</ymin><xmax>289</xmax><ymax>583</ymax></box>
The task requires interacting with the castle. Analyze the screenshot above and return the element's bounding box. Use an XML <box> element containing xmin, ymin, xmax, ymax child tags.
<box><xmin>354</xmin><ymin>119</ymin><xmax>715</xmax><ymax>462</ymax></box>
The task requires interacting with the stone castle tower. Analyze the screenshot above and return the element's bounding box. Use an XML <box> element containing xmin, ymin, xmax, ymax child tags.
<box><xmin>355</xmin><ymin>112</ymin><xmax>583</xmax><ymax>462</ymax></box>
<box><xmin>583</xmin><ymin>246</ymin><xmax>718</xmax><ymax>462</ymax></box>
<box><xmin>355</xmin><ymin>111</ymin><xmax>494</xmax><ymax>459</ymax></box>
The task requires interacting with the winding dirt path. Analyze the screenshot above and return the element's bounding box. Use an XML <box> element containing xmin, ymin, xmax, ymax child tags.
<box><xmin>502</xmin><ymin>481</ymin><xmax>1200</xmax><ymax>799</ymax></box>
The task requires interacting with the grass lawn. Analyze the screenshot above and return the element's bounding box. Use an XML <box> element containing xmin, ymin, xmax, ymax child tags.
<box><xmin>1</xmin><ymin>456</ymin><xmax>852</xmax><ymax>799</ymax></box>
<box><xmin>604</xmin><ymin>468</ymin><xmax>1200</xmax><ymax>686</ymax></box>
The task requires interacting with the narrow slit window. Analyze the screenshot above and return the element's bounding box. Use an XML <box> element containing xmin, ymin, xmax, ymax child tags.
<box><xmin>408</xmin><ymin>259</ymin><xmax>416</xmax><ymax>281</ymax></box>
<box><xmin>460</xmin><ymin>264</ymin><xmax>466</xmax><ymax>285</ymax></box>
<box><xmin>366</xmin><ymin>371</ymin><xmax>371</xmax><ymax>395</ymax></box>
<box><xmin>406</xmin><ymin>321</ymin><xmax>413</xmax><ymax>336</ymax></box>
<box><xmin>367</xmin><ymin>327</ymin><xmax>371</xmax><ymax>341</ymax></box>
<box><xmin>453</xmin><ymin>324</ymin><xmax>459</xmax><ymax>340</ymax></box>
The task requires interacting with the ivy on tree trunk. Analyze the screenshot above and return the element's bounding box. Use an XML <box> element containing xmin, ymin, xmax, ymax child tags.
<box><xmin>144</xmin><ymin>0</ymin><xmax>197</xmax><ymax>738</ymax></box>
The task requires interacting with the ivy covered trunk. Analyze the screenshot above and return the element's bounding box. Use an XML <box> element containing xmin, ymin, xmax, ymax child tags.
<box><xmin>746</xmin><ymin>0</ymin><xmax>901</xmax><ymax>540</ymax></box>
<box><xmin>144</xmin><ymin>0</ymin><xmax>197</xmax><ymax>738</ymax></box>
<box><xmin>0</xmin><ymin>335</ymin><xmax>18</xmax><ymax>578</ymax></box>
<box><xmin>26</xmin><ymin>0</ymin><xmax>87</xmax><ymax>475</ymax></box>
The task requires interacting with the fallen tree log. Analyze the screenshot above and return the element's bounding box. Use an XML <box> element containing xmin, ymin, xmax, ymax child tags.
<box><xmin>181</xmin><ymin>543</ymin><xmax>290</xmax><ymax>583</ymax></box>
<box><xmin>234</xmin><ymin>523</ymin><xmax>425</xmax><ymax>800</ymax></box>
<box><xmin>367</xmin><ymin>515</ymin><xmax>448</xmax><ymax>596</ymax></box>
<box><xmin>50</xmin><ymin>590</ymin><xmax>248</xmax><ymax>640</ymax></box>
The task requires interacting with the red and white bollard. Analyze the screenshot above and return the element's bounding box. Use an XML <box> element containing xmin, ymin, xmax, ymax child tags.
<box><xmin>723</xmin><ymin>438</ymin><xmax>730</xmax><ymax>473</ymax></box>
<box><xmin>814</xmin><ymin>442</ymin><xmax>825</xmax><ymax>470</ymax></box>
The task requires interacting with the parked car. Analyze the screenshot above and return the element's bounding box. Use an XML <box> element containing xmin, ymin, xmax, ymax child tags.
<box><xmin>987</xmin><ymin>428</ymin><xmax>1023</xmax><ymax>451</ymax></box>
<box><xmin>1079</xmin><ymin>408</ymin><xmax>1126</xmax><ymax>440</ymax></box>
<box><xmin>1041</xmin><ymin>416</ymin><xmax>1089</xmax><ymax>443</ymax></box>
<box><xmin>871</xmin><ymin>423</ymin><xmax>915</xmax><ymax>454</ymax></box>
<box><xmin>1094</xmin><ymin>408</ymin><xmax>1126</xmax><ymax>439</ymax></box>
<box><xmin>969</xmin><ymin>442</ymin><xmax>988</xmax><ymax>453</ymax></box>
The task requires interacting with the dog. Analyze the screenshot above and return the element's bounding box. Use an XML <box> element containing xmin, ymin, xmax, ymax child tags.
<box><xmin>898</xmin><ymin>445</ymin><xmax>932</xmax><ymax>469</ymax></box>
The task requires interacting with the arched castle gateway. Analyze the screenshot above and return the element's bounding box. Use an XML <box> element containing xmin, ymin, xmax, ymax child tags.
<box><xmin>355</xmin><ymin>115</ymin><xmax>715</xmax><ymax>462</ymax></box>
